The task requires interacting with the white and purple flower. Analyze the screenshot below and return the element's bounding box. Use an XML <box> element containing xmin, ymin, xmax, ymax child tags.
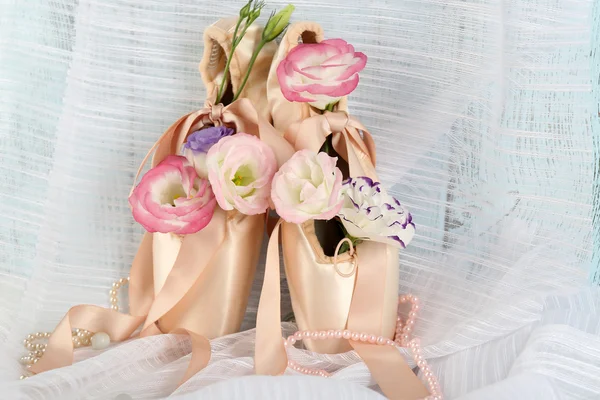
<box><xmin>338</xmin><ymin>176</ymin><xmax>415</xmax><ymax>248</ymax></box>
<box><xmin>182</xmin><ymin>126</ymin><xmax>235</xmax><ymax>177</ymax></box>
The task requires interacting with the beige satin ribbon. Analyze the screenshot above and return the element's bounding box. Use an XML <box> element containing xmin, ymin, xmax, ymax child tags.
<box><xmin>255</xmin><ymin>111</ymin><xmax>429</xmax><ymax>400</ymax></box>
<box><xmin>31</xmin><ymin>99</ymin><xmax>294</xmax><ymax>387</ymax></box>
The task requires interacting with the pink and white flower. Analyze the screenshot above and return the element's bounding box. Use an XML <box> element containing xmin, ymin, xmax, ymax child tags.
<box><xmin>272</xmin><ymin>150</ymin><xmax>344</xmax><ymax>224</ymax></box>
<box><xmin>129</xmin><ymin>155</ymin><xmax>217</xmax><ymax>235</ymax></box>
<box><xmin>277</xmin><ymin>38</ymin><xmax>367</xmax><ymax>110</ymax></box>
<box><xmin>338</xmin><ymin>177</ymin><xmax>415</xmax><ymax>248</ymax></box>
<box><xmin>206</xmin><ymin>133</ymin><xmax>277</xmax><ymax>215</ymax></box>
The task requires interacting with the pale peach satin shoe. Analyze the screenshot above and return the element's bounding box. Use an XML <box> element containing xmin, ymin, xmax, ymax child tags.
<box><xmin>29</xmin><ymin>18</ymin><xmax>293</xmax><ymax>387</ymax></box>
<box><xmin>151</xmin><ymin>18</ymin><xmax>279</xmax><ymax>337</ymax></box>
<box><xmin>266</xmin><ymin>21</ymin><xmax>394</xmax><ymax>354</ymax></box>
<box><xmin>255</xmin><ymin>22</ymin><xmax>429</xmax><ymax>400</ymax></box>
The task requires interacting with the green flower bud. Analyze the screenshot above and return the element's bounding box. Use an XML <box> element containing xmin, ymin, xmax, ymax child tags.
<box><xmin>262</xmin><ymin>4</ymin><xmax>295</xmax><ymax>42</ymax></box>
<box><xmin>239</xmin><ymin>0</ymin><xmax>252</xmax><ymax>18</ymax></box>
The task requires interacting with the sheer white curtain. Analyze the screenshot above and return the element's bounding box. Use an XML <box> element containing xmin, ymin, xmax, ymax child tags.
<box><xmin>1</xmin><ymin>0</ymin><xmax>599</xmax><ymax>399</ymax></box>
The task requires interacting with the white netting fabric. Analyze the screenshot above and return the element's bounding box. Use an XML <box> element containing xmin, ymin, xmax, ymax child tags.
<box><xmin>1</xmin><ymin>0</ymin><xmax>599</xmax><ymax>399</ymax></box>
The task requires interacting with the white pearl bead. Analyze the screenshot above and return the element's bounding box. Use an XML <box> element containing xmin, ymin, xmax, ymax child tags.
<box><xmin>111</xmin><ymin>305</ymin><xmax>119</xmax><ymax>311</ymax></box>
<box><xmin>91</xmin><ymin>332</ymin><xmax>110</xmax><ymax>350</ymax></box>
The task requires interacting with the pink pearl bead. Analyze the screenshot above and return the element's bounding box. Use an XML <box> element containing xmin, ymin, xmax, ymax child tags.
<box><xmin>422</xmin><ymin>365</ymin><xmax>431</xmax><ymax>373</ymax></box>
<box><xmin>327</xmin><ymin>331</ymin><xmax>335</xmax><ymax>338</ymax></box>
<box><xmin>409</xmin><ymin>311</ymin><xmax>417</xmax><ymax>319</ymax></box>
<box><xmin>334</xmin><ymin>330</ymin><xmax>343</xmax><ymax>339</ymax></box>
<box><xmin>402</xmin><ymin>334</ymin><xmax>410</xmax><ymax>342</ymax></box>
<box><xmin>412</xmin><ymin>296</ymin><xmax>419</xmax><ymax>303</ymax></box>
<box><xmin>294</xmin><ymin>331</ymin><xmax>303</xmax><ymax>339</ymax></box>
<box><xmin>415</xmin><ymin>355</ymin><xmax>423</xmax><ymax>363</ymax></box>
<box><xmin>413</xmin><ymin>304</ymin><xmax>421</xmax><ymax>311</ymax></box>
<box><xmin>418</xmin><ymin>360</ymin><xmax>426</xmax><ymax>368</ymax></box>
<box><xmin>368</xmin><ymin>334</ymin><xmax>377</xmax><ymax>343</ymax></box>
<box><xmin>308</xmin><ymin>331</ymin><xmax>317</xmax><ymax>339</ymax></box>
<box><xmin>288</xmin><ymin>337</ymin><xmax>297</xmax><ymax>345</ymax></box>
<box><xmin>386</xmin><ymin>339</ymin><xmax>394</xmax><ymax>346</ymax></box>
<box><xmin>318</xmin><ymin>331</ymin><xmax>327</xmax><ymax>339</ymax></box>
<box><xmin>376</xmin><ymin>337</ymin><xmax>385</xmax><ymax>345</ymax></box>
<box><xmin>342</xmin><ymin>330</ymin><xmax>351</xmax><ymax>339</ymax></box>
<box><xmin>404</xmin><ymin>326</ymin><xmax>413</xmax><ymax>333</ymax></box>
<box><xmin>400</xmin><ymin>296</ymin><xmax>407</xmax><ymax>303</ymax></box>
<box><xmin>413</xmin><ymin>338</ymin><xmax>421</xmax><ymax>345</ymax></box>
<box><xmin>359</xmin><ymin>333</ymin><xmax>368</xmax><ymax>342</ymax></box>
<box><xmin>406</xmin><ymin>319</ymin><xmax>415</xmax><ymax>326</ymax></box>
<box><xmin>350</xmin><ymin>332</ymin><xmax>360</xmax><ymax>341</ymax></box>
<box><xmin>283</xmin><ymin>340</ymin><xmax>289</xmax><ymax>347</ymax></box>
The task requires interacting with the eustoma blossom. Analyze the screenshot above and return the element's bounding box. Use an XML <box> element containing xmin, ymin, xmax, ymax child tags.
<box><xmin>206</xmin><ymin>133</ymin><xmax>277</xmax><ymax>215</ymax></box>
<box><xmin>271</xmin><ymin>150</ymin><xmax>344</xmax><ymax>223</ymax></box>
<box><xmin>338</xmin><ymin>176</ymin><xmax>415</xmax><ymax>248</ymax></box>
<box><xmin>182</xmin><ymin>126</ymin><xmax>234</xmax><ymax>178</ymax></box>
<box><xmin>129</xmin><ymin>155</ymin><xmax>217</xmax><ymax>235</ymax></box>
<box><xmin>277</xmin><ymin>38</ymin><xmax>367</xmax><ymax>110</ymax></box>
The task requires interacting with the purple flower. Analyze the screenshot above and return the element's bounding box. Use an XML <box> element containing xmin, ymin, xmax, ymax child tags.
<box><xmin>182</xmin><ymin>126</ymin><xmax>234</xmax><ymax>178</ymax></box>
<box><xmin>338</xmin><ymin>176</ymin><xmax>415</xmax><ymax>249</ymax></box>
<box><xmin>183</xmin><ymin>126</ymin><xmax>235</xmax><ymax>154</ymax></box>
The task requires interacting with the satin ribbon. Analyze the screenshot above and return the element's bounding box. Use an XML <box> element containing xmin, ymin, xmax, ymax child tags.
<box><xmin>31</xmin><ymin>99</ymin><xmax>294</xmax><ymax>388</ymax></box>
<box><xmin>255</xmin><ymin>111</ymin><xmax>429</xmax><ymax>400</ymax></box>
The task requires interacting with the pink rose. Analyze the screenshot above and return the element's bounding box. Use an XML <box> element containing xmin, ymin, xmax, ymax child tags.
<box><xmin>277</xmin><ymin>39</ymin><xmax>367</xmax><ymax>110</ymax></box>
<box><xmin>129</xmin><ymin>155</ymin><xmax>216</xmax><ymax>235</ymax></box>
<box><xmin>206</xmin><ymin>133</ymin><xmax>277</xmax><ymax>215</ymax></box>
<box><xmin>271</xmin><ymin>150</ymin><xmax>344</xmax><ymax>224</ymax></box>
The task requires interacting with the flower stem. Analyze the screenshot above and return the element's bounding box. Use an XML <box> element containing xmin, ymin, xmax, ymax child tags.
<box><xmin>324</xmin><ymin>102</ymin><xmax>336</xmax><ymax>112</ymax></box>
<box><xmin>216</xmin><ymin>17</ymin><xmax>244</xmax><ymax>104</ymax></box>
<box><xmin>232</xmin><ymin>40</ymin><xmax>265</xmax><ymax>102</ymax></box>
<box><xmin>337</xmin><ymin>221</ymin><xmax>362</xmax><ymax>254</ymax></box>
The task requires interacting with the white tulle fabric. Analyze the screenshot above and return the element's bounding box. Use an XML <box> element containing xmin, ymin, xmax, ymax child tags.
<box><xmin>1</xmin><ymin>0</ymin><xmax>599</xmax><ymax>399</ymax></box>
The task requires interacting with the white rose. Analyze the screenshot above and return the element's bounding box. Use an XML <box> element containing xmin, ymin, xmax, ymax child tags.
<box><xmin>271</xmin><ymin>150</ymin><xmax>344</xmax><ymax>223</ymax></box>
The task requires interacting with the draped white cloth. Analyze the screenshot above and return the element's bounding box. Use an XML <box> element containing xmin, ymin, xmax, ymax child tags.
<box><xmin>1</xmin><ymin>0</ymin><xmax>599</xmax><ymax>399</ymax></box>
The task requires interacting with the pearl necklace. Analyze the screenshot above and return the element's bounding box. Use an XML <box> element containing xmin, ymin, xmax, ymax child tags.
<box><xmin>284</xmin><ymin>295</ymin><xmax>443</xmax><ymax>400</ymax></box>
<box><xmin>19</xmin><ymin>281</ymin><xmax>442</xmax><ymax>398</ymax></box>
<box><xmin>19</xmin><ymin>277</ymin><xmax>129</xmax><ymax>380</ymax></box>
